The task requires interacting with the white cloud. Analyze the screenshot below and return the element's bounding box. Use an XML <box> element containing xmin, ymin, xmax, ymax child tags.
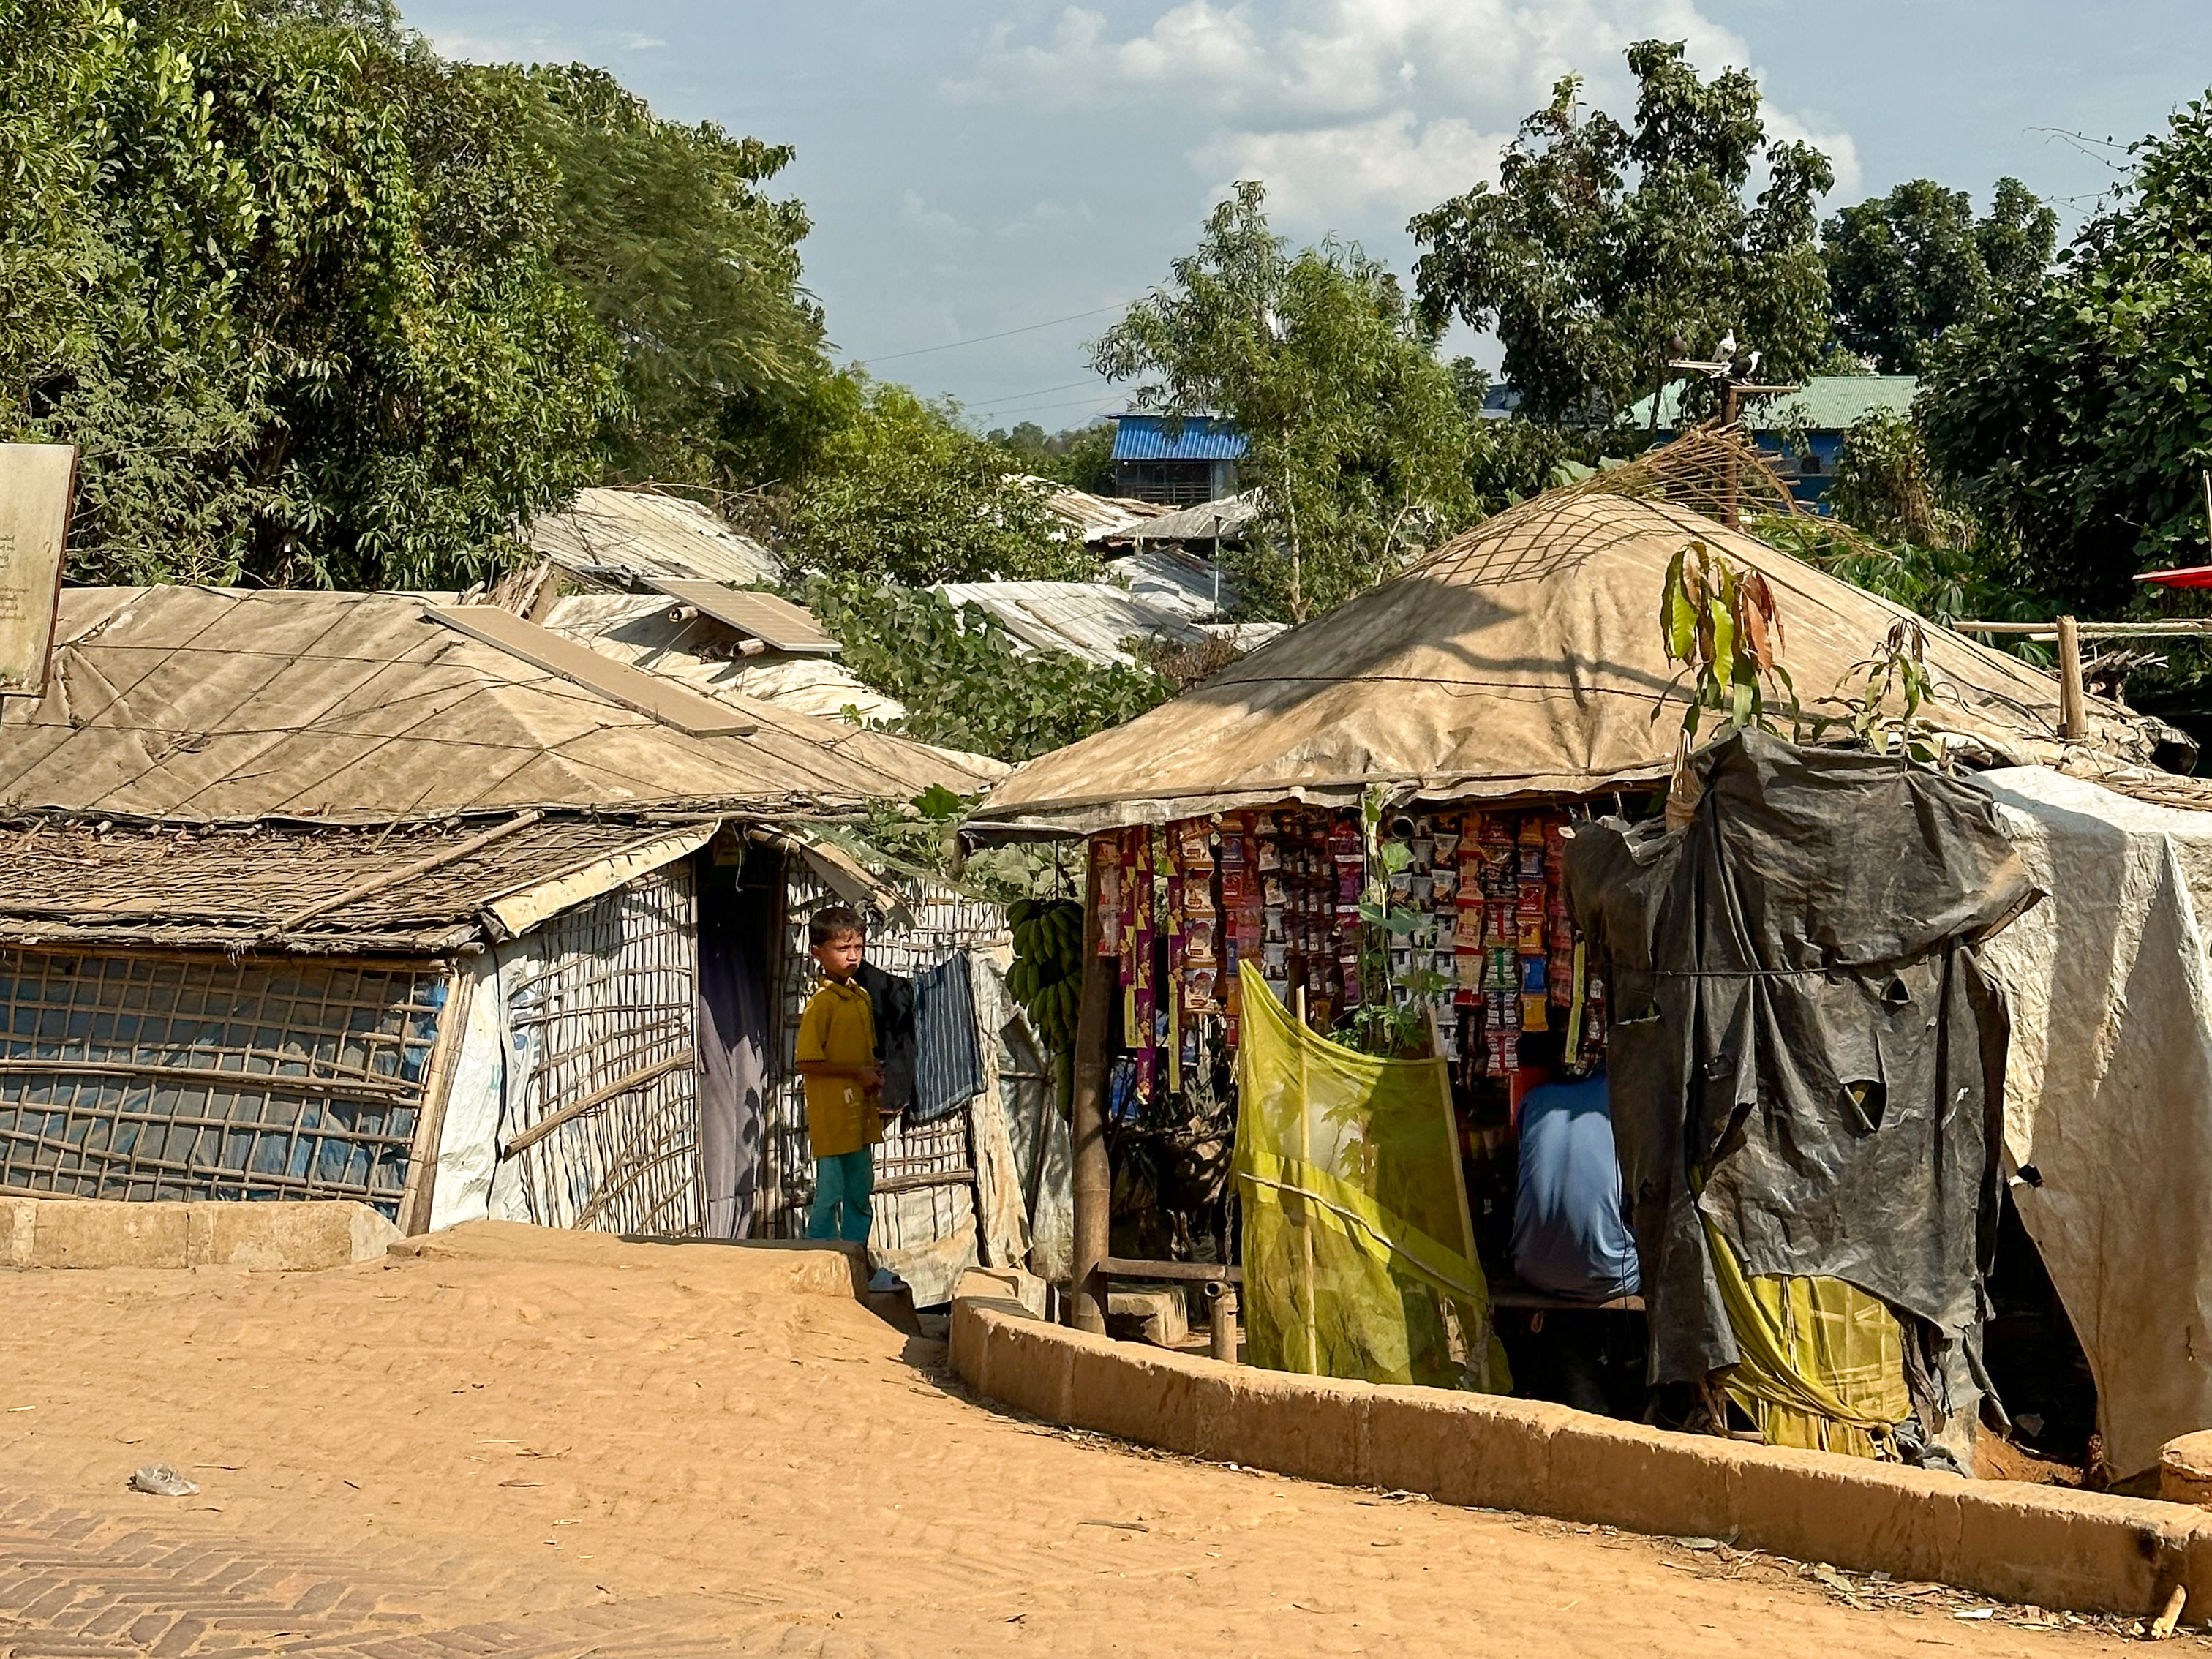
<box><xmin>1195</xmin><ymin>112</ymin><xmax>1509</xmax><ymax>225</ymax></box>
<box><xmin>1764</xmin><ymin>110</ymin><xmax>1863</xmax><ymax>200</ymax></box>
<box><xmin>958</xmin><ymin>0</ymin><xmax>1856</xmax><ymax>232</ymax></box>
<box><xmin>616</xmin><ymin>32</ymin><xmax>667</xmax><ymax>52</ymax></box>
<box><xmin>901</xmin><ymin>190</ymin><xmax>975</xmax><ymax>240</ymax></box>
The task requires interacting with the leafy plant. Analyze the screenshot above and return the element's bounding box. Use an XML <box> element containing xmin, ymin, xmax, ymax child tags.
<box><xmin>1837</xmin><ymin>619</ymin><xmax>1945</xmax><ymax>762</ymax></box>
<box><xmin>797</xmin><ymin>576</ymin><xmax>1171</xmax><ymax>763</ymax></box>
<box><xmin>1655</xmin><ymin>539</ymin><xmax>1797</xmax><ymax>740</ymax></box>
<box><xmin>1824</xmin><ymin>178</ymin><xmax>2058</xmax><ymax>374</ymax></box>
<box><xmin>785</xmin><ymin>383</ymin><xmax>1094</xmax><ymax>586</ymax></box>
<box><xmin>1919</xmin><ymin>89</ymin><xmax>2212</xmax><ymax>609</ymax></box>
<box><xmin>1</xmin><ymin>1</ymin><xmax>620</xmax><ymax>589</ymax></box>
<box><xmin>1339</xmin><ymin>789</ymin><xmax>1441</xmax><ymax>1060</ymax></box>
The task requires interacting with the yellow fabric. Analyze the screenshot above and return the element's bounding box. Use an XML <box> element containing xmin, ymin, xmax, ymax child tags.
<box><xmin>1704</xmin><ymin>1217</ymin><xmax>1909</xmax><ymax>1459</ymax></box>
<box><xmin>797</xmin><ymin>977</ymin><xmax>882</xmax><ymax>1158</ymax></box>
<box><xmin>1233</xmin><ymin>961</ymin><xmax>1509</xmax><ymax>1392</ymax></box>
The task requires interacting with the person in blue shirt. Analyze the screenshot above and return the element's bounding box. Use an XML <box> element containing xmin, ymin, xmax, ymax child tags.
<box><xmin>1505</xmin><ymin>1067</ymin><xmax>1641</xmax><ymax>1416</ymax></box>
<box><xmin>1512</xmin><ymin>1069</ymin><xmax>1639</xmax><ymax>1301</ymax></box>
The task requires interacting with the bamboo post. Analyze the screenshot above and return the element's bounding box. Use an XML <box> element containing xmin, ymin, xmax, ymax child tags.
<box><xmin>1205</xmin><ymin>1279</ymin><xmax>1239</xmax><ymax>1363</ymax></box>
<box><xmin>1293</xmin><ymin>985</ymin><xmax>1319</xmax><ymax>1374</ymax></box>
<box><xmin>1069</xmin><ymin>839</ymin><xmax>1115</xmax><ymax>1335</ymax></box>
<box><xmin>1721</xmin><ymin>382</ymin><xmax>1740</xmax><ymax>530</ymax></box>
<box><xmin>2056</xmin><ymin>614</ymin><xmax>2087</xmax><ymax>740</ymax></box>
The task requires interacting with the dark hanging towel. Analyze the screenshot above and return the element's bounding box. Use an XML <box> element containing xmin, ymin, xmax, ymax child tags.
<box><xmin>1565</xmin><ymin>729</ymin><xmax>2040</xmax><ymax>1390</ymax></box>
<box><xmin>854</xmin><ymin>960</ymin><xmax>918</xmax><ymax>1118</ymax></box>
<box><xmin>909</xmin><ymin>951</ymin><xmax>985</xmax><ymax>1126</ymax></box>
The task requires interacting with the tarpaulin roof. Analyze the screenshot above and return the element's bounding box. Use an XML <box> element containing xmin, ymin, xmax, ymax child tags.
<box><xmin>0</xmin><ymin>587</ymin><xmax>996</xmax><ymax>824</ymax></box>
<box><xmin>972</xmin><ymin>488</ymin><xmax>2163</xmax><ymax>835</ymax></box>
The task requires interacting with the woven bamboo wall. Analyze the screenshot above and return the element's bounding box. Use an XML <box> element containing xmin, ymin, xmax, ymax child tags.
<box><xmin>761</xmin><ymin>873</ymin><xmax>1007</xmax><ymax>1240</ymax></box>
<box><xmin>0</xmin><ymin>949</ymin><xmax>445</xmax><ymax>1215</ymax></box>
<box><xmin>500</xmin><ymin>862</ymin><xmax>701</xmax><ymax>1236</ymax></box>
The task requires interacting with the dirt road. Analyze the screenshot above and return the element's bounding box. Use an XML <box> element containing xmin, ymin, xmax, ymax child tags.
<box><xmin>0</xmin><ymin>1224</ymin><xmax>2156</xmax><ymax>1656</ymax></box>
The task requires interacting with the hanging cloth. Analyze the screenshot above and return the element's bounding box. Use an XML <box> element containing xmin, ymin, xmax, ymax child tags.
<box><xmin>1705</xmin><ymin>1218</ymin><xmax>1911</xmax><ymax>1459</ymax></box>
<box><xmin>909</xmin><ymin>951</ymin><xmax>985</xmax><ymax>1126</ymax></box>
<box><xmin>1233</xmin><ymin>961</ymin><xmax>1510</xmax><ymax>1392</ymax></box>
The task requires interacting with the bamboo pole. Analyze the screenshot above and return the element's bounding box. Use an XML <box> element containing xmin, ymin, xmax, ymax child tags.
<box><xmin>1069</xmin><ymin>838</ymin><xmax>1115</xmax><ymax>1335</ymax></box>
<box><xmin>396</xmin><ymin>961</ymin><xmax>476</xmax><ymax>1235</ymax></box>
<box><xmin>2056</xmin><ymin>614</ymin><xmax>2087</xmax><ymax>740</ymax></box>
<box><xmin>1294</xmin><ymin>985</ymin><xmax>1318</xmax><ymax>1375</ymax></box>
<box><xmin>271</xmin><ymin>810</ymin><xmax>543</xmax><ymax>934</ymax></box>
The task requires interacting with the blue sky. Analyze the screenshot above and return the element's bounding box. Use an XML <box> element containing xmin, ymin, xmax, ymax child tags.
<box><xmin>409</xmin><ymin>1</ymin><xmax>2212</xmax><ymax>433</ymax></box>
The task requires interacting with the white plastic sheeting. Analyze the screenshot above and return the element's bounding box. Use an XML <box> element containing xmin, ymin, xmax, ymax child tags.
<box><xmin>1974</xmin><ymin>767</ymin><xmax>2212</xmax><ymax>1477</ymax></box>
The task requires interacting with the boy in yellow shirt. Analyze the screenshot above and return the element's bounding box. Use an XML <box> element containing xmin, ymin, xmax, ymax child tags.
<box><xmin>795</xmin><ymin>907</ymin><xmax>889</xmax><ymax>1264</ymax></box>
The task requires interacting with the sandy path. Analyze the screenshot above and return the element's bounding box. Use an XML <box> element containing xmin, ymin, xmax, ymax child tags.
<box><xmin>0</xmin><ymin>1224</ymin><xmax>2161</xmax><ymax>1657</ymax></box>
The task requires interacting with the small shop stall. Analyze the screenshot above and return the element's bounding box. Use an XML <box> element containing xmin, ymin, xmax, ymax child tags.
<box><xmin>968</xmin><ymin>434</ymin><xmax>2170</xmax><ymax>1449</ymax></box>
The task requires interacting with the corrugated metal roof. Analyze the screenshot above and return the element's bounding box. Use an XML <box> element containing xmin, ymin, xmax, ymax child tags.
<box><xmin>0</xmin><ymin>587</ymin><xmax>996</xmax><ymax>824</ymax></box>
<box><xmin>527</xmin><ymin>487</ymin><xmax>782</xmax><ymax>587</ymax></box>
<box><xmin>1105</xmin><ymin>546</ymin><xmax>1237</xmax><ymax>620</ymax></box>
<box><xmin>1118</xmin><ymin>492</ymin><xmax>1257</xmax><ymax>544</ymax></box>
<box><xmin>1110</xmin><ymin>415</ymin><xmax>1247</xmax><ymax>463</ymax></box>
<box><xmin>1034</xmin><ymin>483</ymin><xmax>1170</xmax><ymax>541</ymax></box>
<box><xmin>1625</xmin><ymin>375</ymin><xmax>1918</xmax><ymax>434</ymax></box>
<box><xmin>936</xmin><ymin>581</ymin><xmax>1214</xmax><ymax>667</ymax></box>
<box><xmin>540</xmin><ymin>594</ymin><xmax>1004</xmax><ymax>790</ymax></box>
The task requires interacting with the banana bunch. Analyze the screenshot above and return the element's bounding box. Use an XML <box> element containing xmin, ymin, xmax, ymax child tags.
<box><xmin>1007</xmin><ymin>895</ymin><xmax>1085</xmax><ymax>1056</ymax></box>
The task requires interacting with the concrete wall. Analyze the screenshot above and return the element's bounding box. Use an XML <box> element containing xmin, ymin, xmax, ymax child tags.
<box><xmin>0</xmin><ymin>1197</ymin><xmax>399</xmax><ymax>1271</ymax></box>
<box><xmin>951</xmin><ymin>1276</ymin><xmax>2212</xmax><ymax>1618</ymax></box>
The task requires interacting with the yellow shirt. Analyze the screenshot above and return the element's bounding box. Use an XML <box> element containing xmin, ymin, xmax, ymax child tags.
<box><xmin>797</xmin><ymin>977</ymin><xmax>882</xmax><ymax>1159</ymax></box>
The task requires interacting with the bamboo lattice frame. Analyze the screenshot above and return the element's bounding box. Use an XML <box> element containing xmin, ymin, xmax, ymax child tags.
<box><xmin>500</xmin><ymin>862</ymin><xmax>702</xmax><ymax>1236</ymax></box>
<box><xmin>0</xmin><ymin>949</ymin><xmax>444</xmax><ymax>1213</ymax></box>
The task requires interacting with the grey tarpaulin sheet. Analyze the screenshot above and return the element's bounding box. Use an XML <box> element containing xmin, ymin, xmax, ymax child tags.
<box><xmin>1568</xmin><ymin>731</ymin><xmax>2038</xmax><ymax>1397</ymax></box>
<box><xmin>1972</xmin><ymin>767</ymin><xmax>2212</xmax><ymax>1477</ymax></box>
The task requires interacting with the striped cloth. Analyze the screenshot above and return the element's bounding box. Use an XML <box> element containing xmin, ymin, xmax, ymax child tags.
<box><xmin>908</xmin><ymin>952</ymin><xmax>984</xmax><ymax>1125</ymax></box>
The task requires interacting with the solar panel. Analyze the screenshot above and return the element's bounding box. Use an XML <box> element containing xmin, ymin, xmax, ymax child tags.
<box><xmin>642</xmin><ymin>579</ymin><xmax>841</xmax><ymax>655</ymax></box>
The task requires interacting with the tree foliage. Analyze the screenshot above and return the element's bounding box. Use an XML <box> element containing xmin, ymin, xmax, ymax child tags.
<box><xmin>783</xmin><ymin>381</ymin><xmax>1094</xmax><ymax>585</ymax></box>
<box><xmin>1919</xmin><ymin>93</ymin><xmax>2212</xmax><ymax>608</ymax></box>
<box><xmin>1410</xmin><ymin>40</ymin><xmax>1833</xmax><ymax>430</ymax></box>
<box><xmin>0</xmin><ymin>0</ymin><xmax>619</xmax><ymax>588</ymax></box>
<box><xmin>798</xmin><ymin>576</ymin><xmax>1169</xmax><ymax>762</ymax></box>
<box><xmin>498</xmin><ymin>62</ymin><xmax>832</xmax><ymax>490</ymax></box>
<box><xmin>985</xmin><ymin>421</ymin><xmax>1116</xmax><ymax>494</ymax></box>
<box><xmin>1823</xmin><ymin>178</ymin><xmax>2057</xmax><ymax>373</ymax></box>
<box><xmin>1095</xmin><ymin>181</ymin><xmax>1472</xmax><ymax>621</ymax></box>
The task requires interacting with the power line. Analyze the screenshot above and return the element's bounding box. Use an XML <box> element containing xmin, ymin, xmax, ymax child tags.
<box><xmin>977</xmin><ymin>383</ymin><xmax>1124</xmax><ymax>418</ymax></box>
<box><xmin>851</xmin><ymin>302</ymin><xmax>1128</xmax><ymax>366</ymax></box>
<box><xmin>974</xmin><ymin>393</ymin><xmax>1124</xmax><ymax>424</ymax></box>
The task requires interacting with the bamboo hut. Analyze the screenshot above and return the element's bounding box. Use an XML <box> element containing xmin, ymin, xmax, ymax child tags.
<box><xmin>0</xmin><ymin>586</ymin><xmax>1039</xmax><ymax>1293</ymax></box>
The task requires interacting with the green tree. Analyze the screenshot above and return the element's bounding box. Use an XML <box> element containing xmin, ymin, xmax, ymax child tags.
<box><xmin>785</xmin><ymin>381</ymin><xmax>1094</xmax><ymax>584</ymax></box>
<box><xmin>1823</xmin><ymin>178</ymin><xmax>2057</xmax><ymax>373</ymax></box>
<box><xmin>1409</xmin><ymin>40</ymin><xmax>1833</xmax><ymax>430</ymax></box>
<box><xmin>1919</xmin><ymin>93</ymin><xmax>2212</xmax><ymax>608</ymax></box>
<box><xmin>500</xmin><ymin>62</ymin><xmax>832</xmax><ymax>490</ymax></box>
<box><xmin>1448</xmin><ymin>361</ymin><xmax>1585</xmax><ymax>511</ymax></box>
<box><xmin>799</xmin><ymin>576</ymin><xmax>1168</xmax><ymax>762</ymax></box>
<box><xmin>1094</xmin><ymin>181</ymin><xmax>1472</xmax><ymax>621</ymax></box>
<box><xmin>0</xmin><ymin>0</ymin><xmax>618</xmax><ymax>589</ymax></box>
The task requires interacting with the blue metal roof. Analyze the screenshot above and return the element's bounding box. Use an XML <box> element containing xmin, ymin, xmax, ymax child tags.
<box><xmin>1110</xmin><ymin>415</ymin><xmax>1247</xmax><ymax>463</ymax></box>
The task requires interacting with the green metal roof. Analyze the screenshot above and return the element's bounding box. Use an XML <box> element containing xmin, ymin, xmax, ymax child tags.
<box><xmin>1623</xmin><ymin>375</ymin><xmax>1918</xmax><ymax>434</ymax></box>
